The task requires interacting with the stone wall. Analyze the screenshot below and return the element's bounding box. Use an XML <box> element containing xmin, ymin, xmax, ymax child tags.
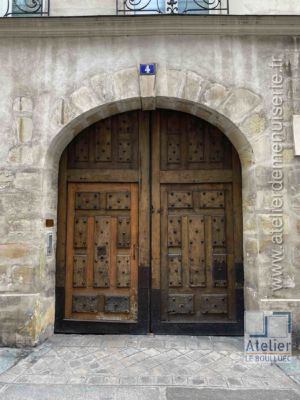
<box><xmin>0</xmin><ymin>21</ymin><xmax>300</xmax><ymax>346</ymax></box>
<box><xmin>230</xmin><ymin>0</ymin><xmax>300</xmax><ymax>14</ymax></box>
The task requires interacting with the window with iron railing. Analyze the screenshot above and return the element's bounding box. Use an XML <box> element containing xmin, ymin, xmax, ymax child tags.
<box><xmin>3</xmin><ymin>0</ymin><xmax>228</xmax><ymax>17</ymax></box>
<box><xmin>4</xmin><ymin>0</ymin><xmax>50</xmax><ymax>16</ymax></box>
<box><xmin>117</xmin><ymin>0</ymin><xmax>229</xmax><ymax>15</ymax></box>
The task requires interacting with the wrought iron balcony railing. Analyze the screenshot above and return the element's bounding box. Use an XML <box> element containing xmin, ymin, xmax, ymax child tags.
<box><xmin>117</xmin><ymin>0</ymin><xmax>229</xmax><ymax>14</ymax></box>
<box><xmin>3</xmin><ymin>0</ymin><xmax>228</xmax><ymax>17</ymax></box>
<box><xmin>4</xmin><ymin>0</ymin><xmax>50</xmax><ymax>17</ymax></box>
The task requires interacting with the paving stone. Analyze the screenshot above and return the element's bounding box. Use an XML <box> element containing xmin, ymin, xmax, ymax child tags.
<box><xmin>0</xmin><ymin>334</ymin><xmax>298</xmax><ymax>397</ymax></box>
<box><xmin>166</xmin><ymin>388</ymin><xmax>300</xmax><ymax>400</ymax></box>
<box><xmin>138</xmin><ymin>375</ymin><xmax>157</xmax><ymax>385</ymax></box>
<box><xmin>212</xmin><ymin>337</ymin><xmax>244</xmax><ymax>352</ymax></box>
<box><xmin>227</xmin><ymin>377</ymin><xmax>243</xmax><ymax>387</ymax></box>
<box><xmin>0</xmin><ymin>349</ymin><xmax>28</xmax><ymax>375</ymax></box>
<box><xmin>155</xmin><ymin>376</ymin><xmax>173</xmax><ymax>385</ymax></box>
<box><xmin>188</xmin><ymin>377</ymin><xmax>206</xmax><ymax>386</ymax></box>
<box><xmin>172</xmin><ymin>375</ymin><xmax>188</xmax><ymax>385</ymax></box>
<box><xmin>119</xmin><ymin>376</ymin><xmax>138</xmax><ymax>385</ymax></box>
<box><xmin>0</xmin><ymin>384</ymin><xmax>116</xmax><ymax>400</ymax></box>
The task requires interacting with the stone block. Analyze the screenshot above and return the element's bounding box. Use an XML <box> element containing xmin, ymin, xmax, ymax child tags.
<box><xmin>250</xmin><ymin>135</ymin><xmax>272</xmax><ymax>164</ymax></box>
<box><xmin>0</xmin><ymin>293</ymin><xmax>40</xmax><ymax>347</ymax></box>
<box><xmin>8</xmin><ymin>146</ymin><xmax>33</xmax><ymax>165</ymax></box>
<box><xmin>140</xmin><ymin>74</ymin><xmax>156</xmax><ymax>110</ymax></box>
<box><xmin>156</xmin><ymin>69</ymin><xmax>185</xmax><ymax>98</ymax></box>
<box><xmin>282</xmin><ymin>148</ymin><xmax>294</xmax><ymax>162</ymax></box>
<box><xmin>256</xmin><ymin>190</ymin><xmax>273</xmax><ymax>211</ymax></box>
<box><xmin>255</xmin><ymin>165</ymin><xmax>273</xmax><ymax>187</ymax></box>
<box><xmin>243</xmin><ymin>214</ymin><xmax>257</xmax><ymax>232</ymax></box>
<box><xmin>14</xmin><ymin>171</ymin><xmax>41</xmax><ymax>191</ymax></box>
<box><xmin>17</xmin><ymin>117</ymin><xmax>33</xmax><ymax>143</ymax></box>
<box><xmin>240</xmin><ymin>111</ymin><xmax>268</xmax><ymax>138</ymax></box>
<box><xmin>203</xmin><ymin>83</ymin><xmax>229</xmax><ymax>109</ymax></box>
<box><xmin>220</xmin><ymin>88</ymin><xmax>261</xmax><ymax>123</ymax></box>
<box><xmin>243</xmin><ymin>192</ymin><xmax>257</xmax><ymax>210</ymax></box>
<box><xmin>13</xmin><ymin>97</ymin><xmax>33</xmax><ymax>114</ymax></box>
<box><xmin>90</xmin><ymin>73</ymin><xmax>115</xmax><ymax>103</ymax></box>
<box><xmin>113</xmin><ymin>67</ymin><xmax>140</xmax><ymax>100</ymax></box>
<box><xmin>0</xmin><ymin>244</ymin><xmax>29</xmax><ymax>259</ymax></box>
<box><xmin>244</xmin><ymin>238</ymin><xmax>258</xmax><ymax>258</ymax></box>
<box><xmin>70</xmin><ymin>86</ymin><xmax>99</xmax><ymax>113</ymax></box>
<box><xmin>50</xmin><ymin>98</ymin><xmax>76</xmax><ymax>127</ymax></box>
<box><xmin>182</xmin><ymin>71</ymin><xmax>204</xmax><ymax>102</ymax></box>
<box><xmin>0</xmin><ymin>170</ymin><xmax>14</xmax><ymax>191</ymax></box>
<box><xmin>2</xmin><ymin>192</ymin><xmax>42</xmax><ymax>219</ymax></box>
<box><xmin>0</xmin><ymin>265</ymin><xmax>37</xmax><ymax>293</ymax></box>
<box><xmin>0</xmin><ymin>216</ymin><xmax>8</xmax><ymax>237</ymax></box>
<box><xmin>236</xmin><ymin>147</ymin><xmax>255</xmax><ymax>169</ymax></box>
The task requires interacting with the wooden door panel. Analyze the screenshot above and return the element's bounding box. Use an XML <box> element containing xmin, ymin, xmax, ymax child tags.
<box><xmin>160</xmin><ymin>184</ymin><xmax>234</xmax><ymax>322</ymax></box>
<box><xmin>65</xmin><ymin>183</ymin><xmax>138</xmax><ymax>322</ymax></box>
<box><xmin>68</xmin><ymin>112</ymin><xmax>139</xmax><ymax>170</ymax></box>
<box><xmin>152</xmin><ymin>110</ymin><xmax>244</xmax><ymax>334</ymax></box>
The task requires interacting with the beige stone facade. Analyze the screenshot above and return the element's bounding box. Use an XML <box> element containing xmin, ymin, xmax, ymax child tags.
<box><xmin>0</xmin><ymin>13</ymin><xmax>300</xmax><ymax>346</ymax></box>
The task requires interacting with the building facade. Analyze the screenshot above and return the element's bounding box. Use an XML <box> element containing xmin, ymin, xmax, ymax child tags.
<box><xmin>1</xmin><ymin>1</ymin><xmax>300</xmax><ymax>347</ymax></box>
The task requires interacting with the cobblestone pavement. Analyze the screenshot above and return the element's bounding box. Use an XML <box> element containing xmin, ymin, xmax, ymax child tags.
<box><xmin>0</xmin><ymin>335</ymin><xmax>299</xmax><ymax>399</ymax></box>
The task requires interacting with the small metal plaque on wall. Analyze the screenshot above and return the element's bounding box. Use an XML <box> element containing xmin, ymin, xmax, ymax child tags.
<box><xmin>46</xmin><ymin>232</ymin><xmax>53</xmax><ymax>256</ymax></box>
<box><xmin>140</xmin><ymin>64</ymin><xmax>156</xmax><ymax>75</ymax></box>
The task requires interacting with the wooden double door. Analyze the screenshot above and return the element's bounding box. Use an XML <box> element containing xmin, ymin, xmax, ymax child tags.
<box><xmin>55</xmin><ymin>110</ymin><xmax>244</xmax><ymax>335</ymax></box>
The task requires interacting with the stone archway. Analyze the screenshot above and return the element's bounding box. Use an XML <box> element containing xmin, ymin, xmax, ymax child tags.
<box><xmin>39</xmin><ymin>66</ymin><xmax>263</xmax><ymax>344</ymax></box>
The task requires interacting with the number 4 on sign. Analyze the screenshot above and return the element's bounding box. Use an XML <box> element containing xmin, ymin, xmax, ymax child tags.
<box><xmin>140</xmin><ymin>64</ymin><xmax>156</xmax><ymax>76</ymax></box>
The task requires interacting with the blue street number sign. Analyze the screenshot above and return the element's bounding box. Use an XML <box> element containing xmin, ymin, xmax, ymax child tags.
<box><xmin>140</xmin><ymin>64</ymin><xmax>156</xmax><ymax>75</ymax></box>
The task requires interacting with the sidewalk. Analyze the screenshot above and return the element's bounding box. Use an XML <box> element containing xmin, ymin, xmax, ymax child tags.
<box><xmin>0</xmin><ymin>335</ymin><xmax>299</xmax><ymax>399</ymax></box>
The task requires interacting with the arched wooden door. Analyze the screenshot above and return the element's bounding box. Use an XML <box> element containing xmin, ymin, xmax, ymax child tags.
<box><xmin>55</xmin><ymin>110</ymin><xmax>244</xmax><ymax>335</ymax></box>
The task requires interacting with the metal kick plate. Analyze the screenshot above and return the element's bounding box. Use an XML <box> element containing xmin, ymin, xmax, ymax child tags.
<box><xmin>168</xmin><ymin>294</ymin><xmax>194</xmax><ymax>315</ymax></box>
<box><xmin>72</xmin><ymin>295</ymin><xmax>104</xmax><ymax>313</ymax></box>
<box><xmin>200</xmin><ymin>294</ymin><xmax>228</xmax><ymax>314</ymax></box>
<box><xmin>105</xmin><ymin>296</ymin><xmax>130</xmax><ymax>313</ymax></box>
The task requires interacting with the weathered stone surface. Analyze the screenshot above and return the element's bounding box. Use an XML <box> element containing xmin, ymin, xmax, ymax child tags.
<box><xmin>0</xmin><ymin>334</ymin><xmax>298</xmax><ymax>398</ymax></box>
<box><xmin>0</xmin><ymin>265</ymin><xmax>37</xmax><ymax>293</ymax></box>
<box><xmin>203</xmin><ymin>83</ymin><xmax>229</xmax><ymax>109</ymax></box>
<box><xmin>240</xmin><ymin>111</ymin><xmax>268</xmax><ymax>138</ymax></box>
<box><xmin>166</xmin><ymin>388</ymin><xmax>300</xmax><ymax>400</ymax></box>
<box><xmin>113</xmin><ymin>68</ymin><xmax>140</xmax><ymax>100</ymax></box>
<box><xmin>90</xmin><ymin>73</ymin><xmax>115</xmax><ymax>103</ymax></box>
<box><xmin>140</xmin><ymin>74</ymin><xmax>156</xmax><ymax>110</ymax></box>
<box><xmin>1</xmin><ymin>193</ymin><xmax>42</xmax><ymax>219</ymax></box>
<box><xmin>70</xmin><ymin>86</ymin><xmax>99</xmax><ymax>113</ymax></box>
<box><xmin>13</xmin><ymin>97</ymin><xmax>33</xmax><ymax>114</ymax></box>
<box><xmin>50</xmin><ymin>98</ymin><xmax>76</xmax><ymax>128</ymax></box>
<box><xmin>0</xmin><ymin>244</ymin><xmax>29</xmax><ymax>259</ymax></box>
<box><xmin>14</xmin><ymin>171</ymin><xmax>41</xmax><ymax>190</ymax></box>
<box><xmin>183</xmin><ymin>71</ymin><xmax>204</xmax><ymax>102</ymax></box>
<box><xmin>220</xmin><ymin>88</ymin><xmax>261</xmax><ymax>123</ymax></box>
<box><xmin>17</xmin><ymin>117</ymin><xmax>33</xmax><ymax>143</ymax></box>
<box><xmin>156</xmin><ymin>69</ymin><xmax>185</xmax><ymax>98</ymax></box>
<box><xmin>8</xmin><ymin>146</ymin><xmax>33</xmax><ymax>165</ymax></box>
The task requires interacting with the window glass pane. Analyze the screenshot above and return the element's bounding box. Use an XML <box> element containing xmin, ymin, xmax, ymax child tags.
<box><xmin>134</xmin><ymin>0</ymin><xmax>165</xmax><ymax>14</ymax></box>
<box><xmin>12</xmin><ymin>0</ymin><xmax>43</xmax><ymax>16</ymax></box>
<box><xmin>133</xmin><ymin>0</ymin><xmax>210</xmax><ymax>14</ymax></box>
<box><xmin>180</xmin><ymin>0</ymin><xmax>210</xmax><ymax>14</ymax></box>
